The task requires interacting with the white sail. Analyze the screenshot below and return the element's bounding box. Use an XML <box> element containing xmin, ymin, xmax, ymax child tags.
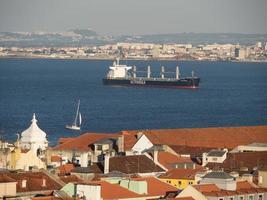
<box><xmin>79</xmin><ymin>112</ymin><xmax>82</xmax><ymax>126</ymax></box>
<box><xmin>66</xmin><ymin>100</ymin><xmax>81</xmax><ymax>131</ymax></box>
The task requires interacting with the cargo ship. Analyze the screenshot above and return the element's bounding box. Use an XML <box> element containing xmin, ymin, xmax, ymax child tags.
<box><xmin>103</xmin><ymin>58</ymin><xmax>200</xmax><ymax>88</ymax></box>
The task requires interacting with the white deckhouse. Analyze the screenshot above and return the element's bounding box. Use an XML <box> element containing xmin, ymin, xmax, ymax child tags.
<box><xmin>20</xmin><ymin>113</ymin><xmax>48</xmax><ymax>156</ymax></box>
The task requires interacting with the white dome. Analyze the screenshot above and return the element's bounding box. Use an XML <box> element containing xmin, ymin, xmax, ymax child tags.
<box><xmin>21</xmin><ymin>113</ymin><xmax>48</xmax><ymax>143</ymax></box>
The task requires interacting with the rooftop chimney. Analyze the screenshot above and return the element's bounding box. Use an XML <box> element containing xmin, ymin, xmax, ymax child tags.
<box><xmin>136</xmin><ymin>132</ymin><xmax>143</xmax><ymax>140</ymax></box>
<box><xmin>153</xmin><ymin>150</ymin><xmax>158</xmax><ymax>164</ymax></box>
<box><xmin>104</xmin><ymin>154</ymin><xmax>110</xmax><ymax>174</ymax></box>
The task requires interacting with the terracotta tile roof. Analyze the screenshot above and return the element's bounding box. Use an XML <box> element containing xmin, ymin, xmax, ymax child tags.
<box><xmin>51</xmin><ymin>155</ymin><xmax>61</xmax><ymax>162</ymax></box>
<box><xmin>157</xmin><ymin>151</ymin><xmax>193</xmax><ymax>170</ymax></box>
<box><xmin>32</xmin><ymin>191</ymin><xmax>75</xmax><ymax>200</ymax></box>
<box><xmin>88</xmin><ymin>177</ymin><xmax>177</xmax><ymax>199</ymax></box>
<box><xmin>59</xmin><ymin>175</ymin><xmax>83</xmax><ymax>184</ymax></box>
<box><xmin>159</xmin><ymin>168</ymin><xmax>205</xmax><ymax>180</ymax></box>
<box><xmin>193</xmin><ymin>183</ymin><xmax>221</xmax><ymax>192</ymax></box>
<box><xmin>174</xmin><ymin>198</ymin><xmax>196</xmax><ymax>200</ymax></box>
<box><xmin>121</xmin><ymin>131</ymin><xmax>138</xmax><ymax>151</ymax></box>
<box><xmin>109</xmin><ymin>155</ymin><xmax>165</xmax><ymax>174</ymax></box>
<box><xmin>88</xmin><ymin>180</ymin><xmax>142</xmax><ymax>199</ymax></box>
<box><xmin>131</xmin><ymin>176</ymin><xmax>177</xmax><ymax>197</ymax></box>
<box><xmin>0</xmin><ymin>173</ymin><xmax>16</xmax><ymax>183</ymax></box>
<box><xmin>58</xmin><ymin>137</ymin><xmax>74</xmax><ymax>144</ymax></box>
<box><xmin>122</xmin><ymin>126</ymin><xmax>267</xmax><ymax>150</ymax></box>
<box><xmin>202</xmin><ymin>190</ymin><xmax>236</xmax><ymax>197</ymax></box>
<box><xmin>203</xmin><ymin>187</ymin><xmax>267</xmax><ymax>197</ymax></box>
<box><xmin>53</xmin><ymin>133</ymin><xmax>119</xmax><ymax>152</ymax></box>
<box><xmin>32</xmin><ymin>197</ymin><xmax>62</xmax><ymax>200</ymax></box>
<box><xmin>3</xmin><ymin>171</ymin><xmax>62</xmax><ymax>193</ymax></box>
<box><xmin>194</xmin><ymin>181</ymin><xmax>267</xmax><ymax>197</ymax></box>
<box><xmin>58</xmin><ymin>164</ymin><xmax>75</xmax><ymax>176</ymax></box>
<box><xmin>71</xmin><ymin>163</ymin><xmax>103</xmax><ymax>174</ymax></box>
<box><xmin>169</xmin><ymin>145</ymin><xmax>213</xmax><ymax>157</ymax></box>
<box><xmin>206</xmin><ymin>151</ymin><xmax>267</xmax><ymax>172</ymax></box>
<box><xmin>32</xmin><ymin>196</ymin><xmax>62</xmax><ymax>200</ymax></box>
<box><xmin>236</xmin><ymin>181</ymin><xmax>254</xmax><ymax>190</ymax></box>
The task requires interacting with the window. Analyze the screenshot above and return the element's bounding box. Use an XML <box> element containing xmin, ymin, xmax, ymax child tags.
<box><xmin>189</xmin><ymin>181</ymin><xmax>193</xmax><ymax>185</ymax></box>
<box><xmin>228</xmin><ymin>197</ymin><xmax>234</xmax><ymax>200</ymax></box>
<box><xmin>248</xmin><ymin>195</ymin><xmax>254</xmax><ymax>200</ymax></box>
<box><xmin>178</xmin><ymin>181</ymin><xmax>182</xmax><ymax>185</ymax></box>
<box><xmin>239</xmin><ymin>196</ymin><xmax>244</xmax><ymax>200</ymax></box>
<box><xmin>219</xmin><ymin>198</ymin><xmax>224</xmax><ymax>200</ymax></box>
<box><xmin>259</xmin><ymin>176</ymin><xmax>263</xmax><ymax>184</ymax></box>
<box><xmin>22</xmin><ymin>180</ymin><xmax>27</xmax><ymax>188</ymax></box>
<box><xmin>212</xmin><ymin>157</ymin><xmax>218</xmax><ymax>161</ymax></box>
<box><xmin>258</xmin><ymin>194</ymin><xmax>263</xmax><ymax>200</ymax></box>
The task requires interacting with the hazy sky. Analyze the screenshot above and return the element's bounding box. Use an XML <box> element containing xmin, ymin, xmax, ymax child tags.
<box><xmin>0</xmin><ymin>0</ymin><xmax>267</xmax><ymax>35</ymax></box>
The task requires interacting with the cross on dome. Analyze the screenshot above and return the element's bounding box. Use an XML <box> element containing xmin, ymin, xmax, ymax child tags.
<box><xmin>31</xmin><ymin>113</ymin><xmax>37</xmax><ymax>124</ymax></box>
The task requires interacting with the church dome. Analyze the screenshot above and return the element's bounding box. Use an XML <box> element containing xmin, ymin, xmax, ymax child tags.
<box><xmin>21</xmin><ymin>113</ymin><xmax>48</xmax><ymax>143</ymax></box>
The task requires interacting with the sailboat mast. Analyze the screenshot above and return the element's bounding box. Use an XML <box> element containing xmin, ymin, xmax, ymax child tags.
<box><xmin>74</xmin><ymin>100</ymin><xmax>80</xmax><ymax>126</ymax></box>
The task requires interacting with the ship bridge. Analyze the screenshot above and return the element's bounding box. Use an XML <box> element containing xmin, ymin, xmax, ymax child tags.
<box><xmin>107</xmin><ymin>58</ymin><xmax>132</xmax><ymax>78</ymax></box>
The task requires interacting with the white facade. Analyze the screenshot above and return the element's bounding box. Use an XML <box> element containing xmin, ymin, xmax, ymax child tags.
<box><xmin>202</xmin><ymin>150</ymin><xmax>227</xmax><ymax>166</ymax></box>
<box><xmin>200</xmin><ymin>177</ymin><xmax>236</xmax><ymax>191</ymax></box>
<box><xmin>231</xmin><ymin>143</ymin><xmax>267</xmax><ymax>153</ymax></box>
<box><xmin>177</xmin><ymin>185</ymin><xmax>208</xmax><ymax>200</ymax></box>
<box><xmin>76</xmin><ymin>184</ymin><xmax>101</xmax><ymax>200</ymax></box>
<box><xmin>132</xmin><ymin>134</ymin><xmax>153</xmax><ymax>154</ymax></box>
<box><xmin>20</xmin><ymin>113</ymin><xmax>48</xmax><ymax>155</ymax></box>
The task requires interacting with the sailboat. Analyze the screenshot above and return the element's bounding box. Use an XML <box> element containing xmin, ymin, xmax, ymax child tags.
<box><xmin>66</xmin><ymin>100</ymin><xmax>82</xmax><ymax>131</ymax></box>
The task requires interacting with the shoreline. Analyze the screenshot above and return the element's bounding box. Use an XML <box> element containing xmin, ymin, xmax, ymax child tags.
<box><xmin>0</xmin><ymin>56</ymin><xmax>267</xmax><ymax>63</ymax></box>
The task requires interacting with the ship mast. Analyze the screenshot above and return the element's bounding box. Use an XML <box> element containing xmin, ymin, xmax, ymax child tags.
<box><xmin>73</xmin><ymin>100</ymin><xmax>80</xmax><ymax>126</ymax></box>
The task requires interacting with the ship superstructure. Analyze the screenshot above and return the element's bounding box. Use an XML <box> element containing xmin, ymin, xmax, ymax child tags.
<box><xmin>103</xmin><ymin>58</ymin><xmax>200</xmax><ymax>88</ymax></box>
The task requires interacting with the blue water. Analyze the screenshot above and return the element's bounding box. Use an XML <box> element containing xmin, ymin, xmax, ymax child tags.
<box><xmin>0</xmin><ymin>58</ymin><xmax>267</xmax><ymax>145</ymax></box>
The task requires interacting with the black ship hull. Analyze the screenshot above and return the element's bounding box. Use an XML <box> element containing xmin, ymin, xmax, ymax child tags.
<box><xmin>103</xmin><ymin>77</ymin><xmax>200</xmax><ymax>88</ymax></box>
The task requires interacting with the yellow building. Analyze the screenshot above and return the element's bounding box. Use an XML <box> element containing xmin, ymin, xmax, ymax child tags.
<box><xmin>10</xmin><ymin>147</ymin><xmax>22</xmax><ymax>170</ymax></box>
<box><xmin>159</xmin><ymin>168</ymin><xmax>204</xmax><ymax>190</ymax></box>
<box><xmin>10</xmin><ymin>147</ymin><xmax>46</xmax><ymax>171</ymax></box>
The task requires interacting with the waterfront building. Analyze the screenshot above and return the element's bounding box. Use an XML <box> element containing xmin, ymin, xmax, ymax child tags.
<box><xmin>234</xmin><ymin>47</ymin><xmax>248</xmax><ymax>60</ymax></box>
<box><xmin>256</xmin><ymin>41</ymin><xmax>263</xmax><ymax>49</ymax></box>
<box><xmin>19</xmin><ymin>113</ymin><xmax>48</xmax><ymax>156</ymax></box>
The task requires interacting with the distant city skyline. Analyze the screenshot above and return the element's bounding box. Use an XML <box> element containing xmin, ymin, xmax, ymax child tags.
<box><xmin>0</xmin><ymin>0</ymin><xmax>267</xmax><ymax>35</ymax></box>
